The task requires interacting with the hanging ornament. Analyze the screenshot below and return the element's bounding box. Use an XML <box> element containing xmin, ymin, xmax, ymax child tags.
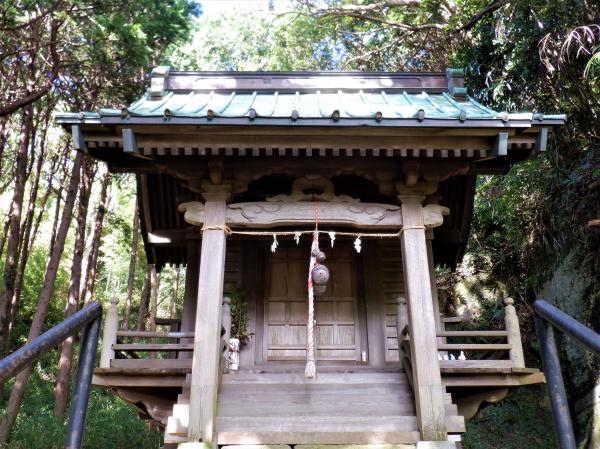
<box><xmin>271</xmin><ymin>234</ymin><xmax>279</xmax><ymax>253</ymax></box>
<box><xmin>354</xmin><ymin>236</ymin><xmax>362</xmax><ymax>253</ymax></box>
<box><xmin>294</xmin><ymin>231</ymin><xmax>301</xmax><ymax>244</ymax></box>
<box><xmin>328</xmin><ymin>231</ymin><xmax>336</xmax><ymax>248</ymax></box>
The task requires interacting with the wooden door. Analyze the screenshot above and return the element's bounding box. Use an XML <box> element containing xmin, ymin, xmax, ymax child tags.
<box><xmin>265</xmin><ymin>247</ymin><xmax>361</xmax><ymax>361</ymax></box>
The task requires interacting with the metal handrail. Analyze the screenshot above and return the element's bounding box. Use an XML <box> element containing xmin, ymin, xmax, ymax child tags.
<box><xmin>533</xmin><ymin>299</ymin><xmax>600</xmax><ymax>449</ymax></box>
<box><xmin>0</xmin><ymin>301</ymin><xmax>102</xmax><ymax>449</ymax></box>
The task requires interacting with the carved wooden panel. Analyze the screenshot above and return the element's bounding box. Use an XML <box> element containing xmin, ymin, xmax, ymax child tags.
<box><xmin>265</xmin><ymin>247</ymin><xmax>360</xmax><ymax>361</ymax></box>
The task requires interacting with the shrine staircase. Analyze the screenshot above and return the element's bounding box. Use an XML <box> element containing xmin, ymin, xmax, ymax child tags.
<box><xmin>163</xmin><ymin>370</ymin><xmax>464</xmax><ymax>447</ymax></box>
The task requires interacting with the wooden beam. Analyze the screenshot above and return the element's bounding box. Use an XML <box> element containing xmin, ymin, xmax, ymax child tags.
<box><xmin>122</xmin><ymin>128</ymin><xmax>137</xmax><ymax>153</ymax></box>
<box><xmin>71</xmin><ymin>125</ymin><xmax>87</xmax><ymax>152</ymax></box>
<box><xmin>492</xmin><ymin>132</ymin><xmax>508</xmax><ymax>156</ymax></box>
<box><xmin>116</xmin><ymin>331</ymin><xmax>194</xmax><ymax>338</ymax></box>
<box><xmin>438</xmin><ymin>343</ymin><xmax>511</xmax><ymax>351</ymax></box>
<box><xmin>438</xmin><ymin>330</ymin><xmax>508</xmax><ymax>337</ymax></box>
<box><xmin>398</xmin><ymin>195</ymin><xmax>447</xmax><ymax>441</ymax></box>
<box><xmin>180</xmin><ymin>201</ymin><xmax>405</xmax><ymax>229</ymax></box>
<box><xmin>112</xmin><ymin>343</ymin><xmax>193</xmax><ymax>351</ymax></box>
<box><xmin>188</xmin><ymin>194</ymin><xmax>228</xmax><ymax>445</ymax></box>
<box><xmin>92</xmin><ymin>374</ymin><xmax>185</xmax><ymax>388</ymax></box>
<box><xmin>534</xmin><ymin>127</ymin><xmax>548</xmax><ymax>152</ymax></box>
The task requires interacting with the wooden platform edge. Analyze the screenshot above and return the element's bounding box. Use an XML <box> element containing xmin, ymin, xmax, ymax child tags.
<box><xmin>443</xmin><ymin>372</ymin><xmax>545</xmax><ymax>388</ymax></box>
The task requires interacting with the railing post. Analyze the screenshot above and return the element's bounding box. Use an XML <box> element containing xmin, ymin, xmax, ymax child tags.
<box><xmin>396</xmin><ymin>296</ymin><xmax>408</xmax><ymax>359</ymax></box>
<box><xmin>534</xmin><ymin>314</ymin><xmax>577</xmax><ymax>449</ymax></box>
<box><xmin>221</xmin><ymin>296</ymin><xmax>232</xmax><ymax>373</ymax></box>
<box><xmin>503</xmin><ymin>297</ymin><xmax>525</xmax><ymax>368</ymax></box>
<box><xmin>222</xmin><ymin>296</ymin><xmax>232</xmax><ymax>344</ymax></box>
<box><xmin>65</xmin><ymin>315</ymin><xmax>101</xmax><ymax>449</ymax></box>
<box><xmin>100</xmin><ymin>297</ymin><xmax>119</xmax><ymax>369</ymax></box>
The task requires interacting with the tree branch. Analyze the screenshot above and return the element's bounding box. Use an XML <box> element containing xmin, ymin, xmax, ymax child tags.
<box><xmin>455</xmin><ymin>0</ymin><xmax>511</xmax><ymax>33</ymax></box>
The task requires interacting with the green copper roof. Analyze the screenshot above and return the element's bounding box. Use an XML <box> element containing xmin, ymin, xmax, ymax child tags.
<box><xmin>55</xmin><ymin>69</ymin><xmax>566</xmax><ymax>126</ymax></box>
<box><xmin>99</xmin><ymin>91</ymin><xmax>505</xmax><ymax>120</ymax></box>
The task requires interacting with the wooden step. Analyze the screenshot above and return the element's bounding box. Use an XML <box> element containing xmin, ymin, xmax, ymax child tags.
<box><xmin>221</xmin><ymin>372</ymin><xmax>406</xmax><ymax>384</ymax></box>
<box><xmin>294</xmin><ymin>446</ymin><xmax>416</xmax><ymax>449</ymax></box>
<box><xmin>166</xmin><ymin>406</ymin><xmax>463</xmax><ymax>437</ymax></box>
<box><xmin>220</xmin><ymin>384</ymin><xmax>411</xmax><ymax>397</ymax></box>
<box><xmin>164</xmin><ymin>371</ymin><xmax>464</xmax><ymax>445</ymax></box>
<box><xmin>217</xmin><ymin>416</ymin><xmax>420</xmax><ymax>445</ymax></box>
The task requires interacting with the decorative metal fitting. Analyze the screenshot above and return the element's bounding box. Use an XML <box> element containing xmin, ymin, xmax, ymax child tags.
<box><xmin>312</xmin><ymin>265</ymin><xmax>330</xmax><ymax>285</ymax></box>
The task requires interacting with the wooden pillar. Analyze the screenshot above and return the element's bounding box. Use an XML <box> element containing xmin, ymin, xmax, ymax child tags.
<box><xmin>100</xmin><ymin>297</ymin><xmax>119</xmax><ymax>368</ymax></box>
<box><xmin>180</xmin><ymin>240</ymin><xmax>200</xmax><ymax>360</ymax></box>
<box><xmin>187</xmin><ymin>189</ymin><xmax>228</xmax><ymax>446</ymax></box>
<box><xmin>426</xmin><ymin>230</ymin><xmax>446</xmax><ymax>347</ymax></box>
<box><xmin>399</xmin><ymin>194</ymin><xmax>447</xmax><ymax>441</ymax></box>
<box><xmin>504</xmin><ymin>297</ymin><xmax>525</xmax><ymax>368</ymax></box>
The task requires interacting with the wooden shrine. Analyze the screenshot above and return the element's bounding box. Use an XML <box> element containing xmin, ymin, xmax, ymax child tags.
<box><xmin>57</xmin><ymin>68</ymin><xmax>565</xmax><ymax>449</ymax></box>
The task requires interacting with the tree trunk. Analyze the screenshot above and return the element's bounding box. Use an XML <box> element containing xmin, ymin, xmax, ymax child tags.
<box><xmin>122</xmin><ymin>201</ymin><xmax>140</xmax><ymax>329</ymax></box>
<box><xmin>0</xmin><ymin>106</ymin><xmax>32</xmax><ymax>355</ymax></box>
<box><xmin>81</xmin><ymin>169</ymin><xmax>110</xmax><ymax>305</ymax></box>
<box><xmin>0</xmin><ymin>116</ymin><xmax>8</xmax><ymax>169</ymax></box>
<box><xmin>0</xmin><ymin>150</ymin><xmax>83</xmax><ymax>443</ymax></box>
<box><xmin>49</xmin><ymin>185</ymin><xmax>63</xmax><ymax>251</ymax></box>
<box><xmin>5</xmin><ymin>116</ymin><xmax>55</xmax><ymax>353</ymax></box>
<box><xmin>135</xmin><ymin>265</ymin><xmax>151</xmax><ymax>334</ymax></box>
<box><xmin>48</xmin><ymin>151</ymin><xmax>67</xmax><ymax>251</ymax></box>
<box><xmin>0</xmin><ymin>199</ymin><xmax>14</xmax><ymax>260</ymax></box>
<box><xmin>53</xmin><ymin>157</ymin><xmax>93</xmax><ymax>417</ymax></box>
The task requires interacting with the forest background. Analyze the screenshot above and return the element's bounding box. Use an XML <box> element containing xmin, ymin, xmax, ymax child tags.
<box><xmin>0</xmin><ymin>1</ymin><xmax>598</xmax><ymax>448</ymax></box>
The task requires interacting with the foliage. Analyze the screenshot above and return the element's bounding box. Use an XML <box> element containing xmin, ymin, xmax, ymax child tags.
<box><xmin>1</xmin><ymin>368</ymin><xmax>161</xmax><ymax>449</ymax></box>
<box><xmin>463</xmin><ymin>386</ymin><xmax>557</xmax><ymax>449</ymax></box>
<box><xmin>230</xmin><ymin>287</ymin><xmax>250</xmax><ymax>344</ymax></box>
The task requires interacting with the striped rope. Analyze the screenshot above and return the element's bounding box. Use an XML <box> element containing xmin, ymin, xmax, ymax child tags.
<box><xmin>305</xmin><ymin>204</ymin><xmax>319</xmax><ymax>378</ymax></box>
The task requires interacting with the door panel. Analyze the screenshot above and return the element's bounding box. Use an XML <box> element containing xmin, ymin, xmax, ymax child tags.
<box><xmin>265</xmin><ymin>247</ymin><xmax>361</xmax><ymax>361</ymax></box>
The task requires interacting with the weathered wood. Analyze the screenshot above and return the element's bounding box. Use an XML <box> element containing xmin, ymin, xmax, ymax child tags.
<box><xmin>439</xmin><ymin>359</ymin><xmax>513</xmax><ymax>371</ymax></box>
<box><xmin>122</xmin><ymin>128</ymin><xmax>137</xmax><ymax>153</ymax></box>
<box><xmin>295</xmin><ymin>445</ymin><xmax>415</xmax><ymax>449</ymax></box>
<box><xmin>117</xmin><ymin>331</ymin><xmax>194</xmax><ymax>338</ymax></box>
<box><xmin>396</xmin><ymin>297</ymin><xmax>408</xmax><ymax>360</ymax></box>
<box><xmin>425</xmin><ymin>235</ymin><xmax>445</xmax><ymax>349</ymax></box>
<box><xmin>437</xmin><ymin>331</ymin><xmax>508</xmax><ymax>337</ymax></box>
<box><xmin>492</xmin><ymin>132</ymin><xmax>508</xmax><ymax>156</ymax></box>
<box><xmin>180</xmin><ymin>201</ymin><xmax>451</xmax><ymax>231</ymax></box>
<box><xmin>92</xmin><ymin>373</ymin><xmax>186</xmax><ymax>387</ymax></box>
<box><xmin>112</xmin><ymin>343</ymin><xmax>193</xmax><ymax>352</ymax></box>
<box><xmin>438</xmin><ymin>343</ymin><xmax>511</xmax><ymax>351</ymax></box>
<box><xmin>180</xmin><ymin>201</ymin><xmax>403</xmax><ymax>229</ymax></box>
<box><xmin>111</xmin><ymin>359</ymin><xmax>192</xmax><ymax>369</ymax></box>
<box><xmin>441</xmin><ymin>317</ymin><xmax>465</xmax><ymax>324</ymax></box>
<box><xmin>534</xmin><ymin>127</ymin><xmax>548</xmax><ymax>152</ymax></box>
<box><xmin>503</xmin><ymin>297</ymin><xmax>525</xmax><ymax>368</ymax></box>
<box><xmin>188</xmin><ymin>194</ymin><xmax>228</xmax><ymax>444</ymax></box>
<box><xmin>155</xmin><ymin>317</ymin><xmax>182</xmax><ymax>325</ymax></box>
<box><xmin>398</xmin><ymin>195</ymin><xmax>446</xmax><ymax>441</ymax></box>
<box><xmin>100</xmin><ymin>297</ymin><xmax>119</xmax><ymax>368</ymax></box>
<box><xmin>442</xmin><ymin>372</ymin><xmax>545</xmax><ymax>387</ymax></box>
